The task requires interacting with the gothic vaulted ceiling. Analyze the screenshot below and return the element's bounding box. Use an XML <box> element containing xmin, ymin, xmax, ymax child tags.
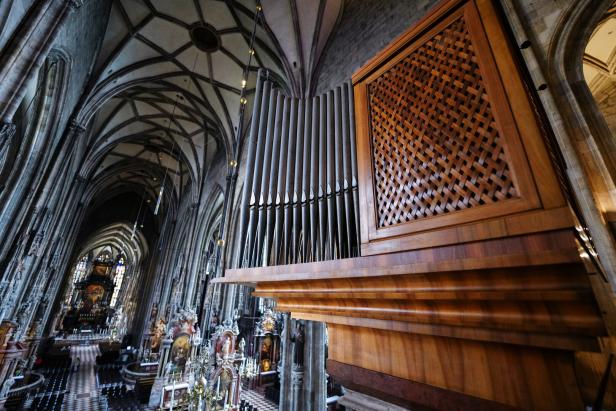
<box><xmin>79</xmin><ymin>0</ymin><xmax>285</xmax><ymax>204</ymax></box>
<box><xmin>77</xmin><ymin>0</ymin><xmax>344</xmax><ymax>208</ymax></box>
<box><xmin>584</xmin><ymin>2</ymin><xmax>616</xmax><ymax>94</ymax></box>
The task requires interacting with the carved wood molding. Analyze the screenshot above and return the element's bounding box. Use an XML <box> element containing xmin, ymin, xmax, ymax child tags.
<box><xmin>223</xmin><ymin>229</ymin><xmax>605</xmax><ymax>353</ymax></box>
<box><xmin>220</xmin><ymin>229</ymin><xmax>604</xmax><ymax>409</ymax></box>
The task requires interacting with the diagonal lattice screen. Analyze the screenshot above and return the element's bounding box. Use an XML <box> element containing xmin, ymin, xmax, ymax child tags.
<box><xmin>367</xmin><ymin>17</ymin><xmax>518</xmax><ymax>229</ymax></box>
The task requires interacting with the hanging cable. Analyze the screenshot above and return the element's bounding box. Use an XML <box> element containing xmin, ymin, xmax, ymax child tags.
<box><xmin>131</xmin><ymin>152</ymin><xmax>154</xmax><ymax>240</ymax></box>
<box><xmin>153</xmin><ymin>97</ymin><xmax>179</xmax><ymax>216</ymax></box>
<box><xmin>201</xmin><ymin>0</ymin><xmax>264</xmax><ymax>336</ymax></box>
<box><xmin>153</xmin><ymin>46</ymin><xmax>204</xmax><ymax>217</ymax></box>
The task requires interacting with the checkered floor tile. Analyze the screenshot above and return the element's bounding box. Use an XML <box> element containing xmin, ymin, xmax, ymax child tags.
<box><xmin>241</xmin><ymin>388</ymin><xmax>278</xmax><ymax>411</ymax></box>
<box><xmin>62</xmin><ymin>344</ymin><xmax>101</xmax><ymax>411</ymax></box>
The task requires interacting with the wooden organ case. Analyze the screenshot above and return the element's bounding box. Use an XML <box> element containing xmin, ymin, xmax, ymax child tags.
<box><xmin>222</xmin><ymin>0</ymin><xmax>612</xmax><ymax>409</ymax></box>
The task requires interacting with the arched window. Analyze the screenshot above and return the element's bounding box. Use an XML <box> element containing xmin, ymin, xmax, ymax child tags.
<box><xmin>110</xmin><ymin>257</ymin><xmax>126</xmax><ymax>308</ymax></box>
<box><xmin>73</xmin><ymin>255</ymin><xmax>88</xmax><ymax>284</ymax></box>
<box><xmin>65</xmin><ymin>255</ymin><xmax>89</xmax><ymax>303</ymax></box>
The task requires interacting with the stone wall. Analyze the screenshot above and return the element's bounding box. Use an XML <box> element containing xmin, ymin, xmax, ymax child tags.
<box><xmin>597</xmin><ymin>82</ymin><xmax>616</xmax><ymax>138</ymax></box>
<box><xmin>314</xmin><ymin>0</ymin><xmax>438</xmax><ymax>94</ymax></box>
<box><xmin>50</xmin><ymin>0</ymin><xmax>112</xmax><ymax>137</ymax></box>
<box><xmin>511</xmin><ymin>0</ymin><xmax>576</xmax><ymax>61</ymax></box>
<box><xmin>314</xmin><ymin>0</ymin><xmax>583</xmax><ymax>94</ymax></box>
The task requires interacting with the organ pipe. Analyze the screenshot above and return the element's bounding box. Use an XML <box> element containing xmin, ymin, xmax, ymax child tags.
<box><xmin>233</xmin><ymin>72</ymin><xmax>265</xmax><ymax>268</ymax></box>
<box><xmin>236</xmin><ymin>74</ymin><xmax>359</xmax><ymax>268</ymax></box>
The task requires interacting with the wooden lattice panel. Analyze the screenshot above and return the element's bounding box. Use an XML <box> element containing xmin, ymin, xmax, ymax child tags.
<box><xmin>367</xmin><ymin>16</ymin><xmax>518</xmax><ymax>228</ymax></box>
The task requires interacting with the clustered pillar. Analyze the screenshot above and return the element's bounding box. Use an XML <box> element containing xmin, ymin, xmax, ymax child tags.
<box><xmin>278</xmin><ymin>316</ymin><xmax>327</xmax><ymax>411</ymax></box>
<box><xmin>0</xmin><ymin>0</ymin><xmax>81</xmax><ymax>122</ymax></box>
<box><xmin>0</xmin><ymin>0</ymin><xmax>84</xmax><ymax>394</ymax></box>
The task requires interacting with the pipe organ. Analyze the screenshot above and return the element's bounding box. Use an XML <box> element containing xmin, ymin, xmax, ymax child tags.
<box><xmin>221</xmin><ymin>0</ymin><xmax>612</xmax><ymax>409</ymax></box>
<box><xmin>234</xmin><ymin>73</ymin><xmax>360</xmax><ymax>268</ymax></box>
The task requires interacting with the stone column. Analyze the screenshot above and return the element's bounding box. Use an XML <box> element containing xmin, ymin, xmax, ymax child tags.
<box><xmin>291</xmin><ymin>365</ymin><xmax>304</xmax><ymax>411</ymax></box>
<box><xmin>191</xmin><ymin>335</ymin><xmax>201</xmax><ymax>360</ymax></box>
<box><xmin>303</xmin><ymin>321</ymin><xmax>327</xmax><ymax>410</ymax></box>
<box><xmin>149</xmin><ymin>337</ymin><xmax>173</xmax><ymax>408</ymax></box>
<box><xmin>278</xmin><ymin>315</ymin><xmax>294</xmax><ymax>411</ymax></box>
<box><xmin>0</xmin><ymin>0</ymin><xmax>82</xmax><ymax>122</ymax></box>
<box><xmin>157</xmin><ymin>338</ymin><xmax>173</xmax><ymax>377</ymax></box>
<box><xmin>220</xmin><ymin>284</ymin><xmax>236</xmax><ymax>322</ymax></box>
<box><xmin>218</xmin><ymin>170</ymin><xmax>239</xmax><ymax>322</ymax></box>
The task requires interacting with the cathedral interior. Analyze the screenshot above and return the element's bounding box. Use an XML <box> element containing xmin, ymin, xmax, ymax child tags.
<box><xmin>2</xmin><ymin>0</ymin><xmax>616</xmax><ymax>410</ymax></box>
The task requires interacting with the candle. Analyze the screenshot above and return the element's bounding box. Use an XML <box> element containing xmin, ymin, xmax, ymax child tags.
<box><xmin>216</xmin><ymin>376</ymin><xmax>220</xmax><ymax>395</ymax></box>
<box><xmin>170</xmin><ymin>379</ymin><xmax>175</xmax><ymax>411</ymax></box>
<box><xmin>223</xmin><ymin>390</ymin><xmax>228</xmax><ymax>409</ymax></box>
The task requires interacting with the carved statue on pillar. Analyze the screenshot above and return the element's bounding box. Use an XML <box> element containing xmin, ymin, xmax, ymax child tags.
<box><xmin>14</xmin><ymin>299</ymin><xmax>34</xmax><ymax>338</ymax></box>
<box><xmin>291</xmin><ymin>321</ymin><xmax>305</xmax><ymax>367</ymax></box>
<box><xmin>237</xmin><ymin>338</ymin><xmax>245</xmax><ymax>356</ymax></box>
<box><xmin>28</xmin><ymin>232</ymin><xmax>43</xmax><ymax>257</ymax></box>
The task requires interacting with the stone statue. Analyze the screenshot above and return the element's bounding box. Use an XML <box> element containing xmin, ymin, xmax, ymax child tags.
<box><xmin>238</xmin><ymin>338</ymin><xmax>245</xmax><ymax>355</ymax></box>
<box><xmin>222</xmin><ymin>338</ymin><xmax>231</xmax><ymax>358</ymax></box>
<box><xmin>292</xmin><ymin>321</ymin><xmax>305</xmax><ymax>366</ymax></box>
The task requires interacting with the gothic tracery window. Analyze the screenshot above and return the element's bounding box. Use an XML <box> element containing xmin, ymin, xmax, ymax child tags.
<box><xmin>110</xmin><ymin>257</ymin><xmax>126</xmax><ymax>308</ymax></box>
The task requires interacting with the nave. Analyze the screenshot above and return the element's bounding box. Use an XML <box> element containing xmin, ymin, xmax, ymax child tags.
<box><xmin>2</xmin><ymin>0</ymin><xmax>616</xmax><ymax>410</ymax></box>
<box><xmin>4</xmin><ymin>339</ymin><xmax>279</xmax><ymax>411</ymax></box>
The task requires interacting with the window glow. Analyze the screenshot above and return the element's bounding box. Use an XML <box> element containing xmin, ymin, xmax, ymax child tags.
<box><xmin>65</xmin><ymin>255</ymin><xmax>88</xmax><ymax>303</ymax></box>
<box><xmin>110</xmin><ymin>258</ymin><xmax>126</xmax><ymax>308</ymax></box>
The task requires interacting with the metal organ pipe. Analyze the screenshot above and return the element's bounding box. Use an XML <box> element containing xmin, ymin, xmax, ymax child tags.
<box><xmin>325</xmin><ymin>90</ymin><xmax>336</xmax><ymax>260</ymax></box>
<box><xmin>246</xmin><ymin>79</ymin><xmax>271</xmax><ymax>267</ymax></box>
<box><xmin>309</xmin><ymin>96</ymin><xmax>320</xmax><ymax>262</ymax></box>
<box><xmin>264</xmin><ymin>92</ymin><xmax>283</xmax><ymax>265</ymax></box>
<box><xmin>334</xmin><ymin>87</ymin><xmax>346</xmax><ymax>258</ymax></box>
<box><xmin>235</xmin><ymin>75</ymin><xmax>359</xmax><ymax>269</ymax></box>
<box><xmin>300</xmin><ymin>98</ymin><xmax>312</xmax><ymax>262</ymax></box>
<box><xmin>318</xmin><ymin>94</ymin><xmax>327</xmax><ymax>262</ymax></box>
<box><xmin>341</xmin><ymin>84</ymin><xmax>355</xmax><ymax>258</ymax></box>
<box><xmin>234</xmin><ymin>72</ymin><xmax>265</xmax><ymax>268</ymax></box>
<box><xmin>273</xmin><ymin>96</ymin><xmax>290</xmax><ymax>265</ymax></box>
<box><xmin>283</xmin><ymin>98</ymin><xmax>298</xmax><ymax>264</ymax></box>
<box><xmin>254</xmin><ymin>88</ymin><xmax>278</xmax><ymax>267</ymax></box>
<box><xmin>347</xmin><ymin>82</ymin><xmax>360</xmax><ymax>255</ymax></box>
<box><xmin>291</xmin><ymin>99</ymin><xmax>304</xmax><ymax>264</ymax></box>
